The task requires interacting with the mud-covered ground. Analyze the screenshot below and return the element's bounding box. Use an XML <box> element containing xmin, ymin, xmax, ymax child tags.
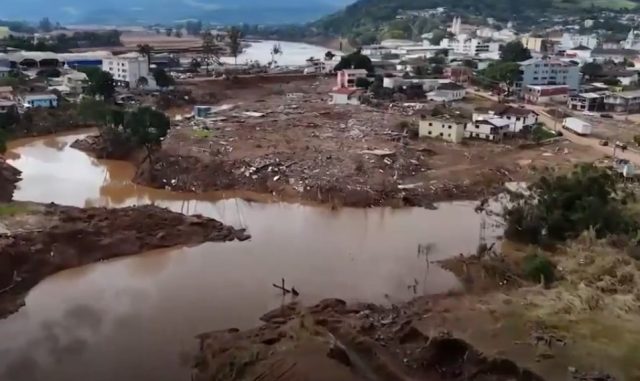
<box><xmin>193</xmin><ymin>298</ymin><xmax>544</xmax><ymax>381</ymax></box>
<box><xmin>117</xmin><ymin>77</ymin><xmax>601</xmax><ymax>208</ymax></box>
<box><xmin>0</xmin><ymin>159</ymin><xmax>20</xmax><ymax>203</ymax></box>
<box><xmin>0</xmin><ymin>202</ymin><xmax>249</xmax><ymax>319</ymax></box>
<box><xmin>193</xmin><ymin>235</ymin><xmax>637</xmax><ymax>381</ymax></box>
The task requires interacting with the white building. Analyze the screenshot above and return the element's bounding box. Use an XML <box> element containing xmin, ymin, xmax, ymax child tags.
<box><xmin>473</xmin><ymin>105</ymin><xmax>538</xmax><ymax>133</ymax></box>
<box><xmin>624</xmin><ymin>29</ymin><xmax>640</xmax><ymax>51</ymax></box>
<box><xmin>335</xmin><ymin>69</ymin><xmax>368</xmax><ymax>89</ymax></box>
<box><xmin>329</xmin><ymin>88</ymin><xmax>364</xmax><ymax>105</ymax></box>
<box><xmin>427</xmin><ymin>83</ymin><xmax>466</xmax><ymax>102</ymax></box>
<box><xmin>419</xmin><ymin>114</ymin><xmax>468</xmax><ymax>143</ymax></box>
<box><xmin>103</xmin><ymin>52</ymin><xmax>152</xmax><ymax>88</ymax></box>
<box><xmin>465</xmin><ymin>118</ymin><xmax>511</xmax><ymax>141</ymax></box>
<box><xmin>437</xmin><ymin>35</ymin><xmax>500</xmax><ymax>57</ymax></box>
<box><xmin>560</xmin><ymin>33</ymin><xmax>598</xmax><ymax>50</ymax></box>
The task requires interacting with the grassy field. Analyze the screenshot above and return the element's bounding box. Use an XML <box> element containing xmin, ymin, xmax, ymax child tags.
<box><xmin>554</xmin><ymin>0</ymin><xmax>637</xmax><ymax>9</ymax></box>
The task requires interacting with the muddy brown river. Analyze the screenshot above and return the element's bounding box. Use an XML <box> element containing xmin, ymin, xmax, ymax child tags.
<box><xmin>0</xmin><ymin>132</ymin><xmax>497</xmax><ymax>381</ymax></box>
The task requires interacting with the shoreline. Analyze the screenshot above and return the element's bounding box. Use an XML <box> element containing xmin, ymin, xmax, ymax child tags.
<box><xmin>0</xmin><ymin>201</ymin><xmax>249</xmax><ymax>319</ymax></box>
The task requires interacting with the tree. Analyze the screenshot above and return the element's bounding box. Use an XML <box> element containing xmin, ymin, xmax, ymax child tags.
<box><xmin>227</xmin><ymin>27</ymin><xmax>243</xmax><ymax>65</ymax></box>
<box><xmin>201</xmin><ymin>31</ymin><xmax>221</xmax><ymax>74</ymax></box>
<box><xmin>137</xmin><ymin>44</ymin><xmax>154</xmax><ymax>68</ymax></box>
<box><xmin>334</xmin><ymin>49</ymin><xmax>374</xmax><ymax>73</ymax></box>
<box><xmin>580</xmin><ymin>62</ymin><xmax>603</xmax><ymax>79</ymax></box>
<box><xmin>136</xmin><ymin>76</ymin><xmax>149</xmax><ymax>88</ymax></box>
<box><xmin>38</xmin><ymin>17</ymin><xmax>53</xmax><ymax>33</ymax></box>
<box><xmin>270</xmin><ymin>43</ymin><xmax>283</xmax><ymax>66</ymax></box>
<box><xmin>603</xmin><ymin>77</ymin><xmax>622</xmax><ymax>86</ymax></box>
<box><xmin>429</xmin><ymin>30</ymin><xmax>446</xmax><ymax>46</ymax></box>
<box><xmin>175</xmin><ymin>30</ymin><xmax>183</xmax><ymax>38</ymax></box>
<box><xmin>190</xmin><ymin>58</ymin><xmax>202</xmax><ymax>71</ymax></box>
<box><xmin>431</xmin><ymin>64</ymin><xmax>444</xmax><ymax>75</ymax></box>
<box><xmin>462</xmin><ymin>59</ymin><xmax>478</xmax><ymax>69</ymax></box>
<box><xmin>124</xmin><ymin>107</ymin><xmax>170</xmax><ymax>165</ymax></box>
<box><xmin>481</xmin><ymin>61</ymin><xmax>521</xmax><ymax>86</ymax></box>
<box><xmin>84</xmin><ymin>69</ymin><xmax>116</xmax><ymax>100</ymax></box>
<box><xmin>153</xmin><ymin>68</ymin><xmax>174</xmax><ymax>88</ymax></box>
<box><xmin>500</xmin><ymin>40</ymin><xmax>532</xmax><ymax>62</ymax></box>
<box><xmin>355</xmin><ymin>77</ymin><xmax>371</xmax><ymax>88</ymax></box>
<box><xmin>325</xmin><ymin>51</ymin><xmax>336</xmax><ymax>61</ymax></box>
<box><xmin>504</xmin><ymin>164</ymin><xmax>636</xmax><ymax>244</ymax></box>
<box><xmin>165</xmin><ymin>28</ymin><xmax>173</xmax><ymax>37</ymax></box>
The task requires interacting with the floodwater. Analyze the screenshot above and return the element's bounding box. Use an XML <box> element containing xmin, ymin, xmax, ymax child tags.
<box><xmin>0</xmin><ymin>132</ymin><xmax>497</xmax><ymax>381</ymax></box>
<box><xmin>220</xmin><ymin>40</ymin><xmax>340</xmax><ymax>66</ymax></box>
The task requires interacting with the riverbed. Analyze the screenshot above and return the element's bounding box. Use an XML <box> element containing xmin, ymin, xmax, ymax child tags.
<box><xmin>0</xmin><ymin>132</ymin><xmax>496</xmax><ymax>381</ymax></box>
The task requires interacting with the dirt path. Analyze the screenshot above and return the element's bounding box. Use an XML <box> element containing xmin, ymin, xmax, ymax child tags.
<box><xmin>0</xmin><ymin>202</ymin><xmax>249</xmax><ymax>319</ymax></box>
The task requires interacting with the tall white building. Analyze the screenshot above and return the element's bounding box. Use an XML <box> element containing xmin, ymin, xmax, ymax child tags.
<box><xmin>560</xmin><ymin>33</ymin><xmax>598</xmax><ymax>50</ymax></box>
<box><xmin>438</xmin><ymin>35</ymin><xmax>500</xmax><ymax>56</ymax></box>
<box><xmin>102</xmin><ymin>52</ymin><xmax>152</xmax><ymax>88</ymax></box>
<box><xmin>624</xmin><ymin>29</ymin><xmax>640</xmax><ymax>50</ymax></box>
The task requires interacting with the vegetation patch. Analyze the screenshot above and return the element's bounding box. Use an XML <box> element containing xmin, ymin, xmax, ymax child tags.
<box><xmin>0</xmin><ymin>203</ymin><xmax>31</xmax><ymax>217</ymax></box>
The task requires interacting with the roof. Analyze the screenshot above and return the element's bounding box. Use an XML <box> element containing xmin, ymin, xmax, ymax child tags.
<box><xmin>526</xmin><ymin>85</ymin><xmax>569</xmax><ymax>96</ymax></box>
<box><xmin>489</xmin><ymin>104</ymin><xmax>536</xmax><ymax>117</ymax></box>
<box><xmin>421</xmin><ymin>113</ymin><xmax>469</xmax><ymax>124</ymax></box>
<box><xmin>476</xmin><ymin>118</ymin><xmax>511</xmax><ymax>128</ymax></box>
<box><xmin>592</xmin><ymin>48</ymin><xmax>638</xmax><ymax>57</ymax></box>
<box><xmin>341</xmin><ymin>69</ymin><xmax>368</xmax><ymax>74</ymax></box>
<box><xmin>64</xmin><ymin>71</ymin><xmax>89</xmax><ymax>80</ymax></box>
<box><xmin>0</xmin><ymin>101</ymin><xmax>16</xmax><ymax>107</ymax></box>
<box><xmin>0</xmin><ymin>86</ymin><xmax>12</xmax><ymax>93</ymax></box>
<box><xmin>0</xmin><ymin>67</ymin><xmax>10</xmax><ymax>72</ymax></box>
<box><xmin>437</xmin><ymin>82</ymin><xmax>465</xmax><ymax>91</ymax></box>
<box><xmin>519</xmin><ymin>58</ymin><xmax>576</xmax><ymax>67</ymax></box>
<box><xmin>610</xmin><ymin>90</ymin><xmax>640</xmax><ymax>99</ymax></box>
<box><xmin>23</xmin><ymin>93</ymin><xmax>57</xmax><ymax>101</ymax></box>
<box><xmin>569</xmin><ymin>45</ymin><xmax>591</xmax><ymax>51</ymax></box>
<box><xmin>577</xmin><ymin>92</ymin><xmax>607</xmax><ymax>99</ymax></box>
<box><xmin>330</xmin><ymin>88</ymin><xmax>360</xmax><ymax>95</ymax></box>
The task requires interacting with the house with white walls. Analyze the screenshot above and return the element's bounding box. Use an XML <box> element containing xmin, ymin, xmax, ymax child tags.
<box><xmin>103</xmin><ymin>52</ymin><xmax>154</xmax><ymax>88</ymax></box>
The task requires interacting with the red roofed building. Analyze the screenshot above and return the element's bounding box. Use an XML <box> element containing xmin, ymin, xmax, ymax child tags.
<box><xmin>523</xmin><ymin>85</ymin><xmax>569</xmax><ymax>104</ymax></box>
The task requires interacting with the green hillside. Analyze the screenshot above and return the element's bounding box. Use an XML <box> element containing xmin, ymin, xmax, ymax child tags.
<box><xmin>313</xmin><ymin>0</ymin><xmax>639</xmax><ymax>43</ymax></box>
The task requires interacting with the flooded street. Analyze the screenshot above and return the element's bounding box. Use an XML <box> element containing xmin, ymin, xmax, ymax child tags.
<box><xmin>0</xmin><ymin>132</ymin><xmax>494</xmax><ymax>381</ymax></box>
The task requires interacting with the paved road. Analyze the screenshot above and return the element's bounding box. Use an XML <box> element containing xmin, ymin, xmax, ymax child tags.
<box><xmin>468</xmin><ymin>89</ymin><xmax>640</xmax><ymax>165</ymax></box>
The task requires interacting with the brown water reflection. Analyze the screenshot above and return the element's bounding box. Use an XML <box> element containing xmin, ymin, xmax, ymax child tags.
<box><xmin>1</xmin><ymin>132</ymin><xmax>498</xmax><ymax>381</ymax></box>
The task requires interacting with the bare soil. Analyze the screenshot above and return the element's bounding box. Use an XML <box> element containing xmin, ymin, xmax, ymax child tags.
<box><xmin>0</xmin><ymin>159</ymin><xmax>20</xmax><ymax>203</ymax></box>
<box><xmin>0</xmin><ymin>202</ymin><xmax>249</xmax><ymax>319</ymax></box>
<box><xmin>131</xmin><ymin>77</ymin><xmax>601</xmax><ymax>208</ymax></box>
<box><xmin>193</xmin><ymin>298</ymin><xmax>544</xmax><ymax>381</ymax></box>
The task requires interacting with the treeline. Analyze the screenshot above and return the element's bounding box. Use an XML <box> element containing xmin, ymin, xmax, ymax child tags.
<box><xmin>4</xmin><ymin>30</ymin><xmax>122</xmax><ymax>52</ymax></box>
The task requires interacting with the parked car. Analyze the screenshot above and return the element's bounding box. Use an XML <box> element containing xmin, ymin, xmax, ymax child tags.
<box><xmin>583</xmin><ymin>111</ymin><xmax>597</xmax><ymax>116</ymax></box>
<box><xmin>600</xmin><ymin>113</ymin><xmax>614</xmax><ymax>119</ymax></box>
<box><xmin>599</xmin><ymin>140</ymin><xmax>609</xmax><ymax>146</ymax></box>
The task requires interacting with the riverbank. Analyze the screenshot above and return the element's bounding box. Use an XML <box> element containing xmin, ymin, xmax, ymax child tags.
<box><xmin>193</xmin><ymin>297</ymin><xmax>545</xmax><ymax>381</ymax></box>
<box><xmin>0</xmin><ymin>201</ymin><xmax>249</xmax><ymax>319</ymax></box>
<box><xmin>192</xmin><ymin>235</ymin><xmax>640</xmax><ymax>380</ymax></box>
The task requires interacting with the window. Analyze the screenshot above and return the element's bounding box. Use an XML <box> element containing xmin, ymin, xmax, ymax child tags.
<box><xmin>428</xmin><ymin>130</ymin><xmax>432</xmax><ymax>135</ymax></box>
<box><xmin>447</xmin><ymin>133</ymin><xmax>451</xmax><ymax>137</ymax></box>
<box><xmin>439</xmin><ymin>132</ymin><xmax>443</xmax><ymax>137</ymax></box>
<box><xmin>448</xmin><ymin>125</ymin><xmax>452</xmax><ymax>129</ymax></box>
<box><xmin>428</xmin><ymin>122</ymin><xmax>433</xmax><ymax>126</ymax></box>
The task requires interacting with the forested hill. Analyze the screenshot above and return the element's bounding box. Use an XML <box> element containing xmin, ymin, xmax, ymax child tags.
<box><xmin>313</xmin><ymin>0</ymin><xmax>639</xmax><ymax>40</ymax></box>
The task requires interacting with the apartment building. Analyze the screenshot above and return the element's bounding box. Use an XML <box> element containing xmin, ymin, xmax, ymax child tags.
<box><xmin>516</xmin><ymin>58</ymin><xmax>581</xmax><ymax>94</ymax></box>
<box><xmin>103</xmin><ymin>52</ymin><xmax>151</xmax><ymax>88</ymax></box>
